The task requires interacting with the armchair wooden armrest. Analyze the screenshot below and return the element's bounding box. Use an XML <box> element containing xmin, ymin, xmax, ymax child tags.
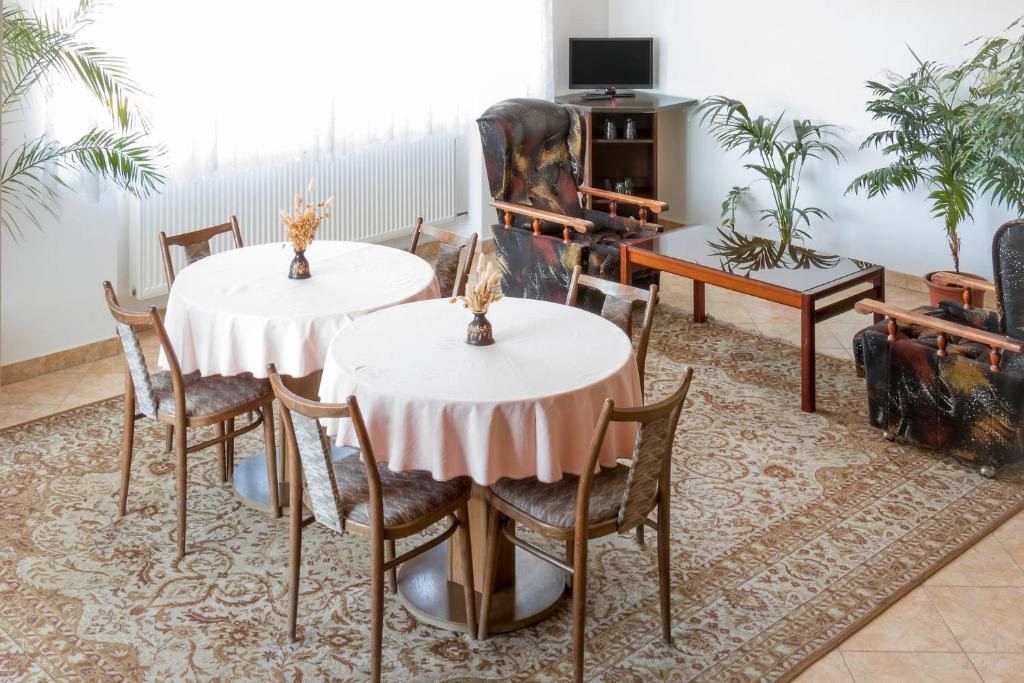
<box><xmin>854</xmin><ymin>298</ymin><xmax>1023</xmax><ymax>370</ymax></box>
<box><xmin>491</xmin><ymin>200</ymin><xmax>595</xmax><ymax>243</ymax></box>
<box><xmin>579</xmin><ymin>186</ymin><xmax>668</xmax><ymax>227</ymax></box>
<box><xmin>929</xmin><ymin>272</ymin><xmax>996</xmax><ymax>292</ymax></box>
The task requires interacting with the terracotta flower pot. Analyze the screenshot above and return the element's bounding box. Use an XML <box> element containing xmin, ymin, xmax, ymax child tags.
<box><xmin>923</xmin><ymin>271</ymin><xmax>987</xmax><ymax>308</ymax></box>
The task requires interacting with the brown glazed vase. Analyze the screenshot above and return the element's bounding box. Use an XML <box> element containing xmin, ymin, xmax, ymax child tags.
<box><xmin>289</xmin><ymin>249</ymin><xmax>311</xmax><ymax>280</ymax></box>
<box><xmin>466</xmin><ymin>311</ymin><xmax>494</xmax><ymax>346</ymax></box>
<box><xmin>923</xmin><ymin>271</ymin><xmax>986</xmax><ymax>308</ymax></box>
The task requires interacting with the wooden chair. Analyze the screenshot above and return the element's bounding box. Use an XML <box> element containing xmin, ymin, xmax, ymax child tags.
<box><xmin>566</xmin><ymin>264</ymin><xmax>658</xmax><ymax>391</ymax></box>
<box><xmin>158</xmin><ymin>215</ymin><xmax>244</xmax><ymax>287</ymax></box>
<box><xmin>103</xmin><ymin>281</ymin><xmax>279</xmax><ymax>559</ymax></box>
<box><xmin>268</xmin><ymin>364</ymin><xmax>477</xmax><ymax>682</ymax></box>
<box><xmin>567</xmin><ymin>264</ymin><xmax>660</xmax><ymax>545</ymax></box>
<box><xmin>158</xmin><ymin>216</ymin><xmax>247</xmax><ymax>453</ymax></box>
<box><xmin>478</xmin><ymin>368</ymin><xmax>694</xmax><ymax>683</ymax></box>
<box><xmin>410</xmin><ymin>217</ymin><xmax>478</xmax><ymax>298</ymax></box>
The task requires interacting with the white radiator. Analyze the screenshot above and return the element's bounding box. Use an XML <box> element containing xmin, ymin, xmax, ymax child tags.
<box><xmin>130</xmin><ymin>135</ymin><xmax>457</xmax><ymax>299</ymax></box>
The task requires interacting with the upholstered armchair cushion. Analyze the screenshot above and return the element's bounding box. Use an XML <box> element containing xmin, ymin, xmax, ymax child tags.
<box><xmin>490</xmin><ymin>464</ymin><xmax>631</xmax><ymax>529</ymax></box>
<box><xmin>937</xmin><ymin>300</ymin><xmax>1002</xmax><ymax>334</ymax></box>
<box><xmin>152</xmin><ymin>371</ymin><xmax>270</xmax><ymax>417</ymax></box>
<box><xmin>331</xmin><ymin>455</ymin><xmax>471</xmax><ymax>528</ymax></box>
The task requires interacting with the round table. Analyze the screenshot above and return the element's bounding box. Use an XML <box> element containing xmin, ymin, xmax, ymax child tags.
<box><xmin>318</xmin><ymin>297</ymin><xmax>642</xmax><ymax>632</ymax></box>
<box><xmin>159</xmin><ymin>240</ymin><xmax>439</xmax><ymax>508</ymax></box>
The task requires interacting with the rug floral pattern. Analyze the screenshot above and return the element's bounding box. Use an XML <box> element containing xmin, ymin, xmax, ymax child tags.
<box><xmin>1</xmin><ymin>306</ymin><xmax>1022</xmax><ymax>681</ymax></box>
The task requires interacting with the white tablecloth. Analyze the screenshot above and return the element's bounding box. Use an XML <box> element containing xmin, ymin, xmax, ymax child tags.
<box><xmin>160</xmin><ymin>241</ymin><xmax>439</xmax><ymax>378</ymax></box>
<box><xmin>319</xmin><ymin>297</ymin><xmax>642</xmax><ymax>484</ymax></box>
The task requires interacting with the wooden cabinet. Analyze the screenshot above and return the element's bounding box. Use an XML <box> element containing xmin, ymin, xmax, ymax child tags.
<box><xmin>554</xmin><ymin>93</ymin><xmax>695</xmax><ymax>218</ymax></box>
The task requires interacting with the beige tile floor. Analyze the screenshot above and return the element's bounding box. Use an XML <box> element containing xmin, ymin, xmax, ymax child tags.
<box><xmin>1</xmin><ymin>273</ymin><xmax>1022</xmax><ymax>683</ymax></box>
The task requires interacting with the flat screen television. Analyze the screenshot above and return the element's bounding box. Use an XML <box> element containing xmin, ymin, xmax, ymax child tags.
<box><xmin>569</xmin><ymin>38</ymin><xmax>653</xmax><ymax>94</ymax></box>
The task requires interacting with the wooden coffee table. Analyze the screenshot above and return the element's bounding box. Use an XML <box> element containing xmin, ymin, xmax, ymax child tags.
<box><xmin>620</xmin><ymin>225</ymin><xmax>884</xmax><ymax>412</ymax></box>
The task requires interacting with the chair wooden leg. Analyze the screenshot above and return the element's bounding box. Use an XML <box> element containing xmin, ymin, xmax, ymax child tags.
<box><xmin>261</xmin><ymin>405</ymin><xmax>280</xmax><ymax>518</ymax></box>
<box><xmin>385</xmin><ymin>540</ymin><xmax>397</xmax><ymax>594</ymax></box>
<box><xmin>564</xmin><ymin>539</ymin><xmax>574</xmax><ymax>591</ymax></box>
<box><xmin>636</xmin><ymin>523</ymin><xmax>646</xmax><ymax>545</ymax></box>
<box><xmin>118</xmin><ymin>389</ymin><xmax>136</xmax><ymax>517</ymax></box>
<box><xmin>455</xmin><ymin>506</ymin><xmax>477</xmax><ymax>639</ymax></box>
<box><xmin>215</xmin><ymin>422</ymin><xmax>226</xmax><ymax>483</ymax></box>
<box><xmin>571</xmin><ymin>529</ymin><xmax>588</xmax><ymax>683</ymax></box>
<box><xmin>225</xmin><ymin>417</ymin><xmax>235</xmax><ymax>484</ymax></box>
<box><xmin>477</xmin><ymin>506</ymin><xmax>502</xmax><ymax>639</ymax></box>
<box><xmin>175</xmin><ymin>421</ymin><xmax>188</xmax><ymax>559</ymax></box>
<box><xmin>370</xmin><ymin>537</ymin><xmax>385</xmax><ymax>683</ymax></box>
<box><xmin>164</xmin><ymin>424</ymin><xmax>173</xmax><ymax>454</ymax></box>
<box><xmin>288</xmin><ymin>423</ymin><xmax>303</xmax><ymax>643</ymax></box>
<box><xmin>657</xmin><ymin>496</ymin><xmax>672</xmax><ymax>644</ymax></box>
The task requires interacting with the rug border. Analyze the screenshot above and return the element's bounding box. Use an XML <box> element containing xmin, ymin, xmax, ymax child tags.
<box><xmin>778</xmin><ymin>488</ymin><xmax>1024</xmax><ymax>682</ymax></box>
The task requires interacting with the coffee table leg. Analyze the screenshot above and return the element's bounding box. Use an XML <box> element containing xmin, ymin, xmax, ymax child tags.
<box><xmin>693</xmin><ymin>280</ymin><xmax>706</xmax><ymax>323</ymax></box>
<box><xmin>800</xmin><ymin>294</ymin><xmax>816</xmax><ymax>412</ymax></box>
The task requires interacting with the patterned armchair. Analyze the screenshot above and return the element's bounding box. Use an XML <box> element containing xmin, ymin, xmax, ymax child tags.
<box><xmin>853</xmin><ymin>219</ymin><xmax>1024</xmax><ymax>477</ymax></box>
<box><xmin>477</xmin><ymin>98</ymin><xmax>667</xmax><ymax>303</ymax></box>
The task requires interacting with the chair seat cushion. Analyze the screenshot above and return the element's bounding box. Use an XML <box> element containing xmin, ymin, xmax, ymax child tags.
<box><xmin>331</xmin><ymin>455</ymin><xmax>471</xmax><ymax>528</ymax></box>
<box><xmin>153</xmin><ymin>371</ymin><xmax>270</xmax><ymax>417</ymax></box>
<box><xmin>490</xmin><ymin>464</ymin><xmax>630</xmax><ymax>529</ymax></box>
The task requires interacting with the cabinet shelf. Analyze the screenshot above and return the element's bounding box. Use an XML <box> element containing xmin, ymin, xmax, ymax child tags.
<box><xmin>593</xmin><ymin>138</ymin><xmax>654</xmax><ymax>144</ymax></box>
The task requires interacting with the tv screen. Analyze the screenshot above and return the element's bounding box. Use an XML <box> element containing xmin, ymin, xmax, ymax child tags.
<box><xmin>569</xmin><ymin>38</ymin><xmax>653</xmax><ymax>90</ymax></box>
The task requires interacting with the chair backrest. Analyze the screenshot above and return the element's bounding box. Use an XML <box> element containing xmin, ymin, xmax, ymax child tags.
<box><xmin>268</xmin><ymin>364</ymin><xmax>382</xmax><ymax>535</ymax></box>
<box><xmin>477</xmin><ymin>98</ymin><xmax>587</xmax><ymax>233</ymax></box>
<box><xmin>566</xmin><ymin>264</ymin><xmax>658</xmax><ymax>389</ymax></box>
<box><xmin>410</xmin><ymin>217</ymin><xmax>479</xmax><ymax>298</ymax></box>
<box><xmin>992</xmin><ymin>218</ymin><xmax>1024</xmax><ymax>341</ymax></box>
<box><xmin>102</xmin><ymin>281</ymin><xmax>185</xmax><ymax>419</ymax></box>
<box><xmin>575</xmin><ymin>367</ymin><xmax>693</xmax><ymax>535</ymax></box>
<box><xmin>159</xmin><ymin>215</ymin><xmax>244</xmax><ymax>287</ymax></box>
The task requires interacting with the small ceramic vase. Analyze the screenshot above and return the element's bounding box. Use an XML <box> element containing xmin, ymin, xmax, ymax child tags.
<box><xmin>289</xmin><ymin>249</ymin><xmax>311</xmax><ymax>280</ymax></box>
<box><xmin>466</xmin><ymin>311</ymin><xmax>494</xmax><ymax>346</ymax></box>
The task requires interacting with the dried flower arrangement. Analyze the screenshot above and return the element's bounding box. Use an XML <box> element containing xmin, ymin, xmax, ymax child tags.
<box><xmin>281</xmin><ymin>179</ymin><xmax>334</xmax><ymax>252</ymax></box>
<box><xmin>453</xmin><ymin>255</ymin><xmax>503</xmax><ymax>314</ymax></box>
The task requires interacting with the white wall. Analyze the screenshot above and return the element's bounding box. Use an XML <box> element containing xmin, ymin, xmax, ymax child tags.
<box><xmin>552</xmin><ymin>0</ymin><xmax>611</xmax><ymax>94</ymax></box>
<box><xmin>1</xmin><ymin>112</ymin><xmax>133</xmax><ymax>366</ymax></box>
<box><xmin>607</xmin><ymin>0</ymin><xmax>1022</xmax><ymax>278</ymax></box>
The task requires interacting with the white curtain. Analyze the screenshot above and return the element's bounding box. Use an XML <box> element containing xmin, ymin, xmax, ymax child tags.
<box><xmin>49</xmin><ymin>0</ymin><xmax>553</xmax><ymax>177</ymax></box>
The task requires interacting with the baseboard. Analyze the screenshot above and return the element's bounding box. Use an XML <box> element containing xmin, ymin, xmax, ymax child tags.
<box><xmin>1</xmin><ymin>337</ymin><xmax>120</xmax><ymax>386</ymax></box>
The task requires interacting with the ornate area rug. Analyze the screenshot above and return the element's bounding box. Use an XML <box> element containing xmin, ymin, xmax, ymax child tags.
<box><xmin>1</xmin><ymin>305</ymin><xmax>1022</xmax><ymax>682</ymax></box>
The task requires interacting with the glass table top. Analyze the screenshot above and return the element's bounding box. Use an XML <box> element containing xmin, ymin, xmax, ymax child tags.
<box><xmin>633</xmin><ymin>224</ymin><xmax>879</xmax><ymax>293</ymax></box>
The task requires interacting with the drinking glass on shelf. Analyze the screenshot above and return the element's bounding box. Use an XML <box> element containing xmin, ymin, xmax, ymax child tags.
<box><xmin>623</xmin><ymin>177</ymin><xmax>634</xmax><ymax>195</ymax></box>
<box><xmin>603</xmin><ymin>119</ymin><xmax>617</xmax><ymax>140</ymax></box>
<box><xmin>624</xmin><ymin>118</ymin><xmax>637</xmax><ymax>139</ymax></box>
<box><xmin>614</xmin><ymin>180</ymin><xmax>627</xmax><ymax>194</ymax></box>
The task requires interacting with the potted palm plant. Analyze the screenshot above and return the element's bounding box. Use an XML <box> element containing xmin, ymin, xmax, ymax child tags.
<box><xmin>847</xmin><ymin>26</ymin><xmax>1024</xmax><ymax>306</ymax></box>
<box><xmin>2</xmin><ymin>0</ymin><xmax>163</xmax><ymax>237</ymax></box>
<box><xmin>695</xmin><ymin>96</ymin><xmax>843</xmax><ymax>245</ymax></box>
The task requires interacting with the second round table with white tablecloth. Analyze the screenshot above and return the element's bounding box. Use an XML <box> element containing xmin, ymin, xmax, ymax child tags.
<box><xmin>159</xmin><ymin>239</ymin><xmax>440</xmax><ymax>507</ymax></box>
<box><xmin>318</xmin><ymin>296</ymin><xmax>642</xmax><ymax>633</ymax></box>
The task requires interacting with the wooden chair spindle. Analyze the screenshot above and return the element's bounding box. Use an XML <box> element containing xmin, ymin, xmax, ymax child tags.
<box><xmin>990</xmin><ymin>346</ymin><xmax>1001</xmax><ymax>373</ymax></box>
<box><xmin>504</xmin><ymin>210</ymin><xmax>512</xmax><ymax>230</ymax></box>
<box><xmin>936</xmin><ymin>333</ymin><xmax>947</xmax><ymax>358</ymax></box>
<box><xmin>563</xmin><ymin>226</ymin><xmax>571</xmax><ymax>244</ymax></box>
<box><xmin>532</xmin><ymin>217</ymin><xmax>541</xmax><ymax>237</ymax></box>
<box><xmin>609</xmin><ymin>200</ymin><xmax>617</xmax><ymax>217</ymax></box>
<box><xmin>887</xmin><ymin>317</ymin><xmax>897</xmax><ymax>341</ymax></box>
<box><xmin>962</xmin><ymin>286</ymin><xmax>972</xmax><ymax>309</ymax></box>
<box><xmin>638</xmin><ymin>207</ymin><xmax>647</xmax><ymax>226</ymax></box>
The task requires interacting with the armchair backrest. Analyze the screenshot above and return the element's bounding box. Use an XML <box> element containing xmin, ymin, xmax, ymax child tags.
<box><xmin>269</xmin><ymin>364</ymin><xmax>382</xmax><ymax>535</ymax></box>
<box><xmin>477</xmin><ymin>98</ymin><xmax>586</xmax><ymax>231</ymax></box>
<box><xmin>993</xmin><ymin>219</ymin><xmax>1024</xmax><ymax>341</ymax></box>
<box><xmin>575</xmin><ymin>368</ymin><xmax>694</xmax><ymax>536</ymax></box>
<box><xmin>102</xmin><ymin>281</ymin><xmax>184</xmax><ymax>419</ymax></box>
<box><xmin>159</xmin><ymin>215</ymin><xmax>244</xmax><ymax>287</ymax></box>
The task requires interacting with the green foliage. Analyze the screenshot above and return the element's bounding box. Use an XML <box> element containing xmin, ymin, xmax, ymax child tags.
<box><xmin>847</xmin><ymin>21</ymin><xmax>1024</xmax><ymax>272</ymax></box>
<box><xmin>695</xmin><ymin>96</ymin><xmax>842</xmax><ymax>244</ymax></box>
<box><xmin>1</xmin><ymin>0</ymin><xmax>163</xmax><ymax>237</ymax></box>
